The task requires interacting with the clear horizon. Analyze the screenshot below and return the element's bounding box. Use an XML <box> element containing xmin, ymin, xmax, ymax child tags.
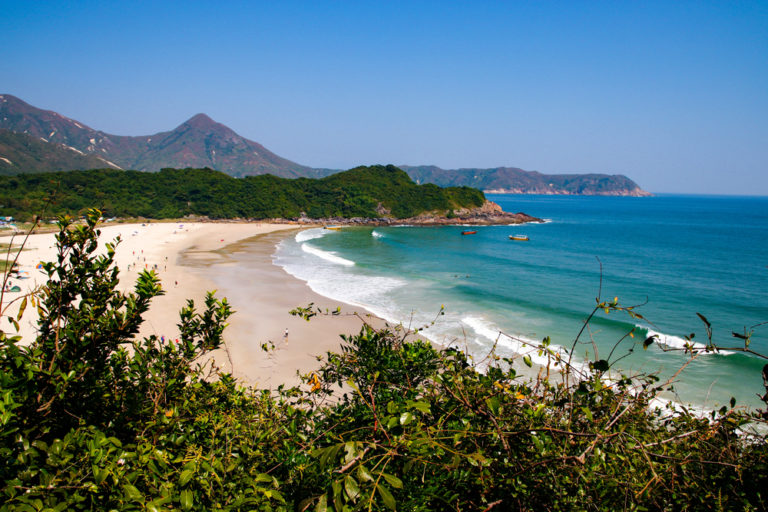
<box><xmin>2</xmin><ymin>1</ymin><xmax>766</xmax><ymax>195</ymax></box>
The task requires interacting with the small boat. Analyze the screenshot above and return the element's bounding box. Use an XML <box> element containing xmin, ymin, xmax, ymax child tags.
<box><xmin>461</xmin><ymin>230</ymin><xmax>477</xmax><ymax>235</ymax></box>
<box><xmin>509</xmin><ymin>235</ymin><xmax>529</xmax><ymax>241</ymax></box>
<box><xmin>324</xmin><ymin>226</ymin><xmax>342</xmax><ymax>231</ymax></box>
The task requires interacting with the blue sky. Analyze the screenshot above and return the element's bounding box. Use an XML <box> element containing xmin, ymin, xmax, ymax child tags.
<box><xmin>2</xmin><ymin>1</ymin><xmax>766</xmax><ymax>194</ymax></box>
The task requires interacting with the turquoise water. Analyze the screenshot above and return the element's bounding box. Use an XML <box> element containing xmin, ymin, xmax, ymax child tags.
<box><xmin>274</xmin><ymin>194</ymin><xmax>768</xmax><ymax>409</ymax></box>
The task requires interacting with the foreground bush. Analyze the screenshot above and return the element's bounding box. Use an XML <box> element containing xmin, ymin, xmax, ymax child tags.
<box><xmin>1</xmin><ymin>211</ymin><xmax>766</xmax><ymax>511</ymax></box>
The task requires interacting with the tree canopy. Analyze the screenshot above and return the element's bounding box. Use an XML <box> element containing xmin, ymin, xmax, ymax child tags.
<box><xmin>0</xmin><ymin>165</ymin><xmax>485</xmax><ymax>221</ymax></box>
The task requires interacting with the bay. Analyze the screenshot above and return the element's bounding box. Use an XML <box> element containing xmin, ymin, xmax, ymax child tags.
<box><xmin>274</xmin><ymin>194</ymin><xmax>768</xmax><ymax>409</ymax></box>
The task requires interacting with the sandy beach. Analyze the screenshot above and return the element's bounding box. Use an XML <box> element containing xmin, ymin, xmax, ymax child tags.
<box><xmin>1</xmin><ymin>221</ymin><xmax>381</xmax><ymax>389</ymax></box>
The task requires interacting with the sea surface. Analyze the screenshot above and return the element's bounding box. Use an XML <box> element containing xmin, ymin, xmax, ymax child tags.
<box><xmin>273</xmin><ymin>194</ymin><xmax>768</xmax><ymax>410</ymax></box>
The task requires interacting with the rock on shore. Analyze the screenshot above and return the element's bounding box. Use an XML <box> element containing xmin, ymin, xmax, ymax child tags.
<box><xmin>280</xmin><ymin>201</ymin><xmax>543</xmax><ymax>226</ymax></box>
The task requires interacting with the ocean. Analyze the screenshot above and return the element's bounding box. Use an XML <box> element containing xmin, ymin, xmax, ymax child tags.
<box><xmin>273</xmin><ymin>194</ymin><xmax>768</xmax><ymax>410</ymax></box>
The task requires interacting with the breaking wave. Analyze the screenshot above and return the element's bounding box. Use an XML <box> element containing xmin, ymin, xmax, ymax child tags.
<box><xmin>462</xmin><ymin>316</ymin><xmax>567</xmax><ymax>368</ymax></box>
<box><xmin>295</xmin><ymin>228</ymin><xmax>328</xmax><ymax>243</ymax></box>
<box><xmin>301</xmin><ymin>244</ymin><xmax>355</xmax><ymax>266</ymax></box>
<box><xmin>636</xmin><ymin>325</ymin><xmax>734</xmax><ymax>356</ymax></box>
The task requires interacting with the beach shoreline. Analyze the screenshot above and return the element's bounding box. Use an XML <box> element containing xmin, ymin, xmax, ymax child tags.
<box><xmin>186</xmin><ymin>229</ymin><xmax>387</xmax><ymax>388</ymax></box>
<box><xmin>1</xmin><ymin>221</ymin><xmax>382</xmax><ymax>389</ymax></box>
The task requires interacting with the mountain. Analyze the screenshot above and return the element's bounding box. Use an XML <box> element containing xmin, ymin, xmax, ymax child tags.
<box><xmin>1</xmin><ymin>94</ymin><xmax>649</xmax><ymax>195</ymax></box>
<box><xmin>399</xmin><ymin>165</ymin><xmax>650</xmax><ymax>196</ymax></box>
<box><xmin>0</xmin><ymin>129</ymin><xmax>121</xmax><ymax>175</ymax></box>
<box><xmin>0</xmin><ymin>94</ymin><xmax>318</xmax><ymax>178</ymax></box>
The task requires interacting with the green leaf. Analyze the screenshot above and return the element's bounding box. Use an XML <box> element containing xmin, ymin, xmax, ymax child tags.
<box><xmin>485</xmin><ymin>396</ymin><xmax>500</xmax><ymax>415</ymax></box>
<box><xmin>592</xmin><ymin>359</ymin><xmax>609</xmax><ymax>372</ymax></box>
<box><xmin>399</xmin><ymin>412</ymin><xmax>414</xmax><ymax>426</ymax></box>
<box><xmin>314</xmin><ymin>493</ymin><xmax>328</xmax><ymax>512</ymax></box>
<box><xmin>123</xmin><ymin>484</ymin><xmax>142</xmax><ymax>502</ymax></box>
<box><xmin>381</xmin><ymin>473</ymin><xmax>403</xmax><ymax>489</ymax></box>
<box><xmin>179</xmin><ymin>469</ymin><xmax>194</xmax><ymax>487</ymax></box>
<box><xmin>523</xmin><ymin>355</ymin><xmax>532</xmax><ymax>368</ymax></box>
<box><xmin>180</xmin><ymin>489</ymin><xmax>193</xmax><ymax>510</ymax></box>
<box><xmin>16</xmin><ymin>296</ymin><xmax>27</xmax><ymax>321</ymax></box>
<box><xmin>254</xmin><ymin>473</ymin><xmax>273</xmax><ymax>484</ymax></box>
<box><xmin>406</xmin><ymin>400</ymin><xmax>431</xmax><ymax>414</ymax></box>
<box><xmin>377</xmin><ymin>484</ymin><xmax>396</xmax><ymax>511</ymax></box>
<box><xmin>344</xmin><ymin>441</ymin><xmax>359</xmax><ymax>462</ymax></box>
<box><xmin>93</xmin><ymin>466</ymin><xmax>107</xmax><ymax>485</ymax></box>
<box><xmin>344</xmin><ymin>475</ymin><xmax>360</xmax><ymax>501</ymax></box>
<box><xmin>357</xmin><ymin>465</ymin><xmax>374</xmax><ymax>482</ymax></box>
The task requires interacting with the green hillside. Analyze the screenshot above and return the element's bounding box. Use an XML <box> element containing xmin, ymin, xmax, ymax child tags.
<box><xmin>0</xmin><ymin>165</ymin><xmax>485</xmax><ymax>221</ymax></box>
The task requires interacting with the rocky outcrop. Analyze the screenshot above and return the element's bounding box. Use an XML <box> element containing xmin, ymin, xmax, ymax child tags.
<box><xmin>278</xmin><ymin>201</ymin><xmax>542</xmax><ymax>226</ymax></box>
<box><xmin>403</xmin><ymin>201</ymin><xmax>542</xmax><ymax>225</ymax></box>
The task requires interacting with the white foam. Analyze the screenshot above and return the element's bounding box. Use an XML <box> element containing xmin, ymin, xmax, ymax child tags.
<box><xmin>301</xmin><ymin>243</ymin><xmax>355</xmax><ymax>266</ymax></box>
<box><xmin>641</xmin><ymin>326</ymin><xmax>733</xmax><ymax>356</ymax></box>
<box><xmin>371</xmin><ymin>230</ymin><xmax>384</xmax><ymax>239</ymax></box>
<box><xmin>295</xmin><ymin>228</ymin><xmax>327</xmax><ymax>243</ymax></box>
<box><xmin>648</xmin><ymin>395</ymin><xmax>712</xmax><ymax>419</ymax></box>
<box><xmin>275</xmin><ymin>241</ymin><xmax>405</xmax><ymax>321</ymax></box>
<box><xmin>462</xmin><ymin>316</ymin><xmax>567</xmax><ymax>368</ymax></box>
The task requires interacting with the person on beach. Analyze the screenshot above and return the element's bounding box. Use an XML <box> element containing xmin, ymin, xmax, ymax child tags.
<box><xmin>284</xmin><ymin>328</ymin><xmax>289</xmax><ymax>342</ymax></box>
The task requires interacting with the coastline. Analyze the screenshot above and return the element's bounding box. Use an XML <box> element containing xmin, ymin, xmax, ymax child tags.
<box><xmin>1</xmin><ymin>221</ymin><xmax>384</xmax><ymax>389</ymax></box>
<box><xmin>4</xmin><ymin>214</ymin><xmax>761</xmax><ymax>413</ymax></box>
<box><xmin>185</xmin><ymin>229</ymin><xmax>385</xmax><ymax>388</ymax></box>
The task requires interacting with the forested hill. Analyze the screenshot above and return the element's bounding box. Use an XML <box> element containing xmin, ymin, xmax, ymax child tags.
<box><xmin>400</xmin><ymin>165</ymin><xmax>650</xmax><ymax>196</ymax></box>
<box><xmin>0</xmin><ymin>165</ymin><xmax>485</xmax><ymax>221</ymax></box>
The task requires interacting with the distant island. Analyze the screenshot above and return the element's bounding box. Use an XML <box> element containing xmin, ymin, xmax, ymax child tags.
<box><xmin>0</xmin><ymin>165</ymin><xmax>541</xmax><ymax>225</ymax></box>
<box><xmin>1</xmin><ymin>94</ymin><xmax>649</xmax><ymax>196</ymax></box>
